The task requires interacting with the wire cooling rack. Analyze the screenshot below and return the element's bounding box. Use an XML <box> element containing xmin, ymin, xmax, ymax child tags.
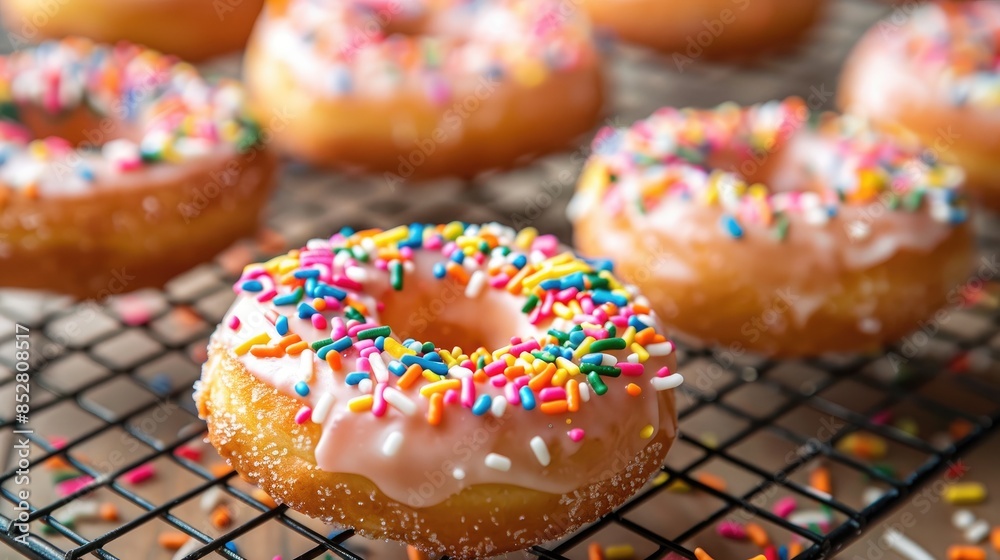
<box><xmin>3</xmin><ymin>0</ymin><xmax>1000</xmax><ymax>558</ymax></box>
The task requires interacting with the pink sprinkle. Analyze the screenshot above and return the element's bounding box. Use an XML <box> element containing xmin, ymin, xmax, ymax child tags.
<box><xmin>257</xmin><ymin>289</ymin><xmax>277</xmax><ymax>303</ymax></box>
<box><xmin>356</xmin><ymin>358</ymin><xmax>371</xmax><ymax>372</ymax></box>
<box><xmin>609</xmin><ymin>316</ymin><xmax>628</xmax><ymax>328</ymax></box>
<box><xmin>619</xmin><ymin>363</ymin><xmax>644</xmax><ymax>376</ymax></box>
<box><xmin>50</xmin><ymin>436</ymin><xmax>67</xmax><ymax>449</ymax></box>
<box><xmin>311</xmin><ymin>314</ymin><xmax>327</xmax><ymax>330</ymax></box>
<box><xmin>460</xmin><ymin>359</ymin><xmax>475</xmax><ymax>370</ymax></box>
<box><xmin>56</xmin><ymin>476</ymin><xmax>94</xmax><ymax>497</ymax></box>
<box><xmin>510</xmin><ymin>340</ymin><xmax>540</xmax><ymax>356</ymax></box>
<box><xmin>372</xmin><ymin>383</ymin><xmax>388</xmax><ymax>417</ymax></box>
<box><xmin>489</xmin><ymin>274</ymin><xmax>510</xmax><ymax>288</ymax></box>
<box><xmin>540</xmin><ymin>292</ymin><xmax>555</xmax><ymax>316</ymax></box>
<box><xmin>528</xmin><ymin>306</ymin><xmax>542</xmax><ymax>325</ymax></box>
<box><xmin>348</xmin><ymin>323</ymin><xmax>377</xmax><ymax>337</ymax></box>
<box><xmin>330</xmin><ymin>275</ymin><xmax>363</xmax><ymax>291</ymax></box>
<box><xmin>580</xmin><ymin>297</ymin><xmax>595</xmax><ymax>313</ymax></box>
<box><xmin>360</xmin><ymin>347</ymin><xmax>379</xmax><ymax>358</ymax></box>
<box><xmin>294</xmin><ymin>406</ymin><xmax>312</xmax><ymax>424</ymax></box>
<box><xmin>424</xmin><ymin>236</ymin><xmax>443</xmax><ymax>250</ymax></box>
<box><xmin>461</xmin><ymin>377</ymin><xmax>475</xmax><ymax>408</ymax></box>
<box><xmin>593</xmin><ymin>308</ymin><xmax>609</xmax><ymax>323</ymax></box>
<box><xmin>331</xmin><ymin>318</ymin><xmax>348</xmax><ymax>339</ymax></box>
<box><xmin>773</xmin><ymin>496</ymin><xmax>797</xmax><ymax>518</ymax></box>
<box><xmin>656</xmin><ymin>367</ymin><xmax>672</xmax><ymax>377</ymax></box>
<box><xmin>323</xmin><ymin>297</ymin><xmax>342</xmax><ymax>310</ymax></box>
<box><xmin>555</xmin><ymin>287</ymin><xmax>579</xmax><ymax>303</ymax></box>
<box><xmin>399</xmin><ymin>247</ymin><xmax>413</xmax><ymax>259</ymax></box>
<box><xmin>442</xmin><ymin>241</ymin><xmax>458</xmax><ymax>257</ymax></box>
<box><xmin>717</xmin><ymin>520</ymin><xmax>747</xmax><ymax>540</ymax></box>
<box><xmin>513</xmin><ymin>376</ymin><xmax>531</xmax><ymax>389</ymax></box>
<box><xmin>227</xmin><ymin>316</ymin><xmax>241</xmax><ymax>330</ymax></box>
<box><xmin>123</xmin><ymin>464</ymin><xmax>156</xmax><ymax>485</ymax></box>
<box><xmin>567</xmin><ymin>428</ymin><xmax>585</xmax><ymax>442</ymax></box>
<box><xmin>583</xmin><ymin>328</ymin><xmax>609</xmax><ymax>339</ymax></box>
<box><xmin>345</xmin><ymin>319</ymin><xmax>361</xmax><ymax>329</ymax></box>
<box><xmin>484</xmin><ymin>360</ymin><xmax>507</xmax><ymax>377</ymax></box>
<box><xmin>374</xmin><ymin>258</ymin><xmax>388</xmax><ymax>270</ymax></box>
<box><xmin>531</xmin><ymin>234</ymin><xmax>559</xmax><ymax>256</ymax></box>
<box><xmin>539</xmin><ymin>387</ymin><xmax>567</xmax><ymax>402</ymax></box>
<box><xmin>443</xmin><ymin>388</ymin><xmax>459</xmax><ymax>405</ymax></box>
<box><xmin>174</xmin><ymin>445</ymin><xmax>202</xmax><ymax>462</ymax></box>
<box><xmin>490</xmin><ymin>375</ymin><xmax>507</xmax><ymax>387</ymax></box>
<box><xmin>355</xmin><ymin>339</ymin><xmax>375</xmax><ymax>350</ymax></box>
<box><xmin>505</xmin><ymin>382</ymin><xmax>520</xmax><ymax>405</ymax></box>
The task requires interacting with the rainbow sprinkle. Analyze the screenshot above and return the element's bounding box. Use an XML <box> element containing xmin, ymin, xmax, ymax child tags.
<box><xmin>570</xmin><ymin>98</ymin><xmax>968</xmax><ymax>239</ymax></box>
<box><xmin>226</xmin><ymin>222</ymin><xmax>681</xmax><ymax>471</ymax></box>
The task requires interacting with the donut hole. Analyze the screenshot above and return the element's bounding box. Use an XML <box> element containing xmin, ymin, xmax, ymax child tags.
<box><xmin>706</xmin><ymin>129</ymin><xmax>828</xmax><ymax>195</ymax></box>
<box><xmin>11</xmin><ymin>103</ymin><xmax>135</xmax><ymax>149</ymax></box>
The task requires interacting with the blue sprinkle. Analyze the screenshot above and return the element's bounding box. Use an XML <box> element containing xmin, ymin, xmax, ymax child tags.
<box><xmin>294</xmin><ymin>269</ymin><xmax>320</xmax><ymax>279</ymax></box>
<box><xmin>340</xmin><ymin>226</ymin><xmax>355</xmax><ymax>236</ymax></box>
<box><xmin>592</xmin><ymin>289</ymin><xmax>627</xmax><ymax>307</ymax></box>
<box><xmin>561</xmin><ymin>272</ymin><xmax>585</xmax><ymax>290</ymax></box>
<box><xmin>331</xmin><ymin>336</ymin><xmax>354</xmax><ymax>352</ymax></box>
<box><xmin>401</xmin><ymin>355</ymin><xmax>448</xmax><ymax>375</ymax></box>
<box><xmin>585</xmin><ymin>257</ymin><xmax>614</xmax><ymax>272</ymax></box>
<box><xmin>275</xmin><ymin>315</ymin><xmax>289</xmax><ymax>336</ymax></box>
<box><xmin>224</xmin><ymin>542</ymin><xmax>239</xmax><ymax>554</ymax></box>
<box><xmin>388</xmin><ymin>361</ymin><xmax>406</xmax><ymax>376</ymax></box>
<box><xmin>519</xmin><ymin>386</ymin><xmax>536</xmax><ymax>411</ymax></box>
<box><xmin>240</xmin><ymin>280</ymin><xmax>263</xmax><ymax>292</ymax></box>
<box><xmin>569</xmin><ymin>330</ymin><xmax>587</xmax><ymax>345</ymax></box>
<box><xmin>450</xmin><ymin>250</ymin><xmax>465</xmax><ymax>264</ymax></box>
<box><xmin>403</xmin><ymin>338</ymin><xmax>415</xmax><ymax>346</ymax></box>
<box><xmin>345</xmin><ymin>372</ymin><xmax>369</xmax><ymax>386</ymax></box>
<box><xmin>294</xmin><ymin>381</ymin><xmax>309</xmax><ymax>396</ymax></box>
<box><xmin>432</xmin><ymin>262</ymin><xmax>447</xmax><ymax>279</ymax></box>
<box><xmin>315</xmin><ymin>284</ymin><xmax>347</xmax><ymax>300</ymax></box>
<box><xmin>721</xmin><ymin>214</ymin><xmax>743</xmax><ymax>239</ymax></box>
<box><xmin>628</xmin><ymin>315</ymin><xmax>650</xmax><ymax>331</ymax></box>
<box><xmin>778</xmin><ymin>546</ymin><xmax>789</xmax><ymax>560</ymax></box>
<box><xmin>273</xmin><ymin>287</ymin><xmax>304</xmax><ymax>306</ymax></box>
<box><xmin>150</xmin><ymin>374</ymin><xmax>171</xmax><ymax>396</ymax></box>
<box><xmin>424</xmin><ymin>351</ymin><xmax>443</xmax><ymax>363</ymax></box>
<box><xmin>304</xmin><ymin>277</ymin><xmax>317</xmax><ymax>298</ymax></box>
<box><xmin>374</xmin><ymin>336</ymin><xmax>386</xmax><ymax>351</ymax></box>
<box><xmin>472</xmin><ymin>394</ymin><xmax>492</xmax><ymax>416</ymax></box>
<box><xmin>511</xmin><ymin>254</ymin><xmax>527</xmax><ymax>269</ymax></box>
<box><xmin>297</xmin><ymin>302</ymin><xmax>316</xmax><ymax>319</ymax></box>
<box><xmin>581</xmin><ymin>353</ymin><xmax>605</xmax><ymax>364</ymax></box>
<box><xmin>77</xmin><ymin>165</ymin><xmax>95</xmax><ymax>181</ymax></box>
<box><xmin>539</xmin><ymin>279</ymin><xmax>562</xmax><ymax>290</ymax></box>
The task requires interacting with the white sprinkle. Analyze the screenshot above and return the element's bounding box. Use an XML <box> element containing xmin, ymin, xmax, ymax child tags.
<box><xmin>789</xmin><ymin>510</ymin><xmax>833</xmax><ymax>527</ymax></box>
<box><xmin>360</xmin><ymin>237</ymin><xmax>376</xmax><ymax>252</ymax></box>
<box><xmin>300</xmin><ymin>349</ymin><xmax>315</xmax><ymax>382</ymax></box>
<box><xmin>465</xmin><ymin>270</ymin><xmax>486</xmax><ymax>298</ymax></box>
<box><xmin>345</xmin><ymin>266</ymin><xmax>368</xmax><ymax>283</ymax></box>
<box><xmin>172</xmin><ymin>536</ymin><xmax>201</xmax><ymax>560</ymax></box>
<box><xmin>490</xmin><ymin>396</ymin><xmax>507</xmax><ymax>417</ymax></box>
<box><xmin>952</xmin><ymin>509</ymin><xmax>976</xmax><ymax>530</ymax></box>
<box><xmin>383</xmin><ymin>387</ymin><xmax>417</xmax><ymax>416</ymax></box>
<box><xmin>601</xmin><ymin>354</ymin><xmax>618</xmax><ymax>366</ymax></box>
<box><xmin>358</xmin><ymin>378</ymin><xmax>373</xmax><ymax>394</ymax></box>
<box><xmin>650</xmin><ymin>374</ymin><xmax>684</xmax><ymax>391</ymax></box>
<box><xmin>862</xmin><ymin>486</ymin><xmax>885</xmax><ymax>506</ymax></box>
<box><xmin>311</xmin><ymin>393</ymin><xmax>335</xmax><ymax>424</ymax></box>
<box><xmin>369</xmin><ymin>353</ymin><xmax>389</xmax><ymax>383</ymax></box>
<box><xmin>578</xmin><ymin>383</ymin><xmax>591</xmax><ymax>402</ymax></box>
<box><xmin>529</xmin><ymin>436</ymin><xmax>550</xmax><ymax>467</ymax></box>
<box><xmin>449</xmin><ymin>366</ymin><xmax>474</xmax><ymax>379</ymax></box>
<box><xmin>200</xmin><ymin>486</ymin><xmax>225</xmax><ymax>512</ymax></box>
<box><xmin>645</xmin><ymin>341</ymin><xmax>674</xmax><ymax>356</ymax></box>
<box><xmin>382</xmin><ymin>431</ymin><xmax>404</xmax><ymax>457</ymax></box>
<box><xmin>965</xmin><ymin>519</ymin><xmax>990</xmax><ymax>544</ymax></box>
<box><xmin>306</xmin><ymin>238</ymin><xmax>331</xmax><ymax>250</ymax></box>
<box><xmin>452</xmin><ymin>468</ymin><xmax>466</xmax><ymax>480</ymax></box>
<box><xmin>627</xmin><ymin>353</ymin><xmax>640</xmax><ymax>363</ymax></box>
<box><xmin>407</xmin><ymin>341</ymin><xmax>423</xmax><ymax>353</ymax></box>
<box><xmin>883</xmin><ymin>529</ymin><xmax>934</xmax><ymax>560</ymax></box>
<box><xmin>484</xmin><ymin>453</ymin><xmax>512</xmax><ymax>472</ymax></box>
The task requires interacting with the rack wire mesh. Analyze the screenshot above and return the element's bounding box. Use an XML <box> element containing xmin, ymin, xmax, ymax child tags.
<box><xmin>2</xmin><ymin>0</ymin><xmax>1000</xmax><ymax>558</ymax></box>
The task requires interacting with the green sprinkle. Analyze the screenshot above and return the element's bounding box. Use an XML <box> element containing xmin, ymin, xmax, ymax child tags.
<box><xmin>358</xmin><ymin>326</ymin><xmax>391</xmax><ymax>340</ymax></box>
<box><xmin>351</xmin><ymin>245</ymin><xmax>369</xmax><ymax>262</ymax></box>
<box><xmin>606</xmin><ymin>324</ymin><xmax>617</xmax><ymax>337</ymax></box>
<box><xmin>421</xmin><ymin>341</ymin><xmax>435</xmax><ymax>353</ymax></box>
<box><xmin>390</xmin><ymin>261</ymin><xmax>403</xmax><ymax>291</ymax></box>
<box><xmin>477</xmin><ymin>356</ymin><xmax>486</xmax><ymax>369</ymax></box>
<box><xmin>521</xmin><ymin>294</ymin><xmax>539</xmax><ymax>313</ymax></box>
<box><xmin>589</xmin><ymin>338</ymin><xmax>626</xmax><ymax>352</ymax></box>
<box><xmin>904</xmin><ymin>190</ymin><xmax>924</xmax><ymax>211</ymax></box>
<box><xmin>344</xmin><ymin>307</ymin><xmax>365</xmax><ymax>322</ymax></box>
<box><xmin>587</xmin><ymin>371</ymin><xmax>608</xmax><ymax>395</ymax></box>
<box><xmin>773</xmin><ymin>213</ymin><xmax>790</xmax><ymax>241</ymax></box>
<box><xmin>585</xmin><ymin>273</ymin><xmax>609</xmax><ymax>289</ymax></box>
<box><xmin>311</xmin><ymin>338</ymin><xmax>333</xmax><ymax>351</ymax></box>
<box><xmin>51</xmin><ymin>470</ymin><xmax>81</xmax><ymax>483</ymax></box>
<box><xmin>581</xmin><ymin>363</ymin><xmax>622</xmax><ymax>377</ymax></box>
<box><xmin>886</xmin><ymin>192</ymin><xmax>900</xmax><ymax>210</ymax></box>
<box><xmin>547</xmin><ymin>329</ymin><xmax>569</xmax><ymax>343</ymax></box>
<box><xmin>531</xmin><ymin>351</ymin><xmax>556</xmax><ymax>362</ymax></box>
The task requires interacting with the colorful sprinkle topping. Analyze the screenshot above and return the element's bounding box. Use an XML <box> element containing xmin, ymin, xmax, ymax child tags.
<box><xmin>571</xmin><ymin>98</ymin><xmax>968</xmax><ymax>238</ymax></box>
<box><xmin>902</xmin><ymin>1</ymin><xmax>1000</xmax><ymax>107</ymax></box>
<box><xmin>0</xmin><ymin>38</ymin><xmax>261</xmax><ymax>197</ymax></box>
<box><xmin>227</xmin><ymin>222</ymin><xmax>681</xmax><ymax>471</ymax></box>
<box><xmin>263</xmin><ymin>0</ymin><xmax>597</xmax><ymax>101</ymax></box>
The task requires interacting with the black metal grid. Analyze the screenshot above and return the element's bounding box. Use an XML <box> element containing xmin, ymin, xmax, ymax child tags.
<box><xmin>2</xmin><ymin>0</ymin><xmax>1000</xmax><ymax>558</ymax></box>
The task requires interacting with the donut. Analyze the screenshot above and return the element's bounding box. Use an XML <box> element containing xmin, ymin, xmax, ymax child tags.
<box><xmin>195</xmin><ymin>222</ymin><xmax>681</xmax><ymax>558</ymax></box>
<box><xmin>1</xmin><ymin>0</ymin><xmax>264</xmax><ymax>61</ymax></box>
<box><xmin>582</xmin><ymin>0</ymin><xmax>826</xmax><ymax>59</ymax></box>
<box><xmin>568</xmin><ymin>98</ymin><xmax>974</xmax><ymax>357</ymax></box>
<box><xmin>839</xmin><ymin>1</ymin><xmax>1000</xmax><ymax>210</ymax></box>
<box><xmin>243</xmin><ymin>0</ymin><xmax>604</xmax><ymax>183</ymax></box>
<box><xmin>0</xmin><ymin>39</ymin><xmax>277</xmax><ymax>299</ymax></box>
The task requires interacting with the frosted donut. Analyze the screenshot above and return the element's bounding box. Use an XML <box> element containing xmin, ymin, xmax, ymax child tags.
<box><xmin>195</xmin><ymin>222</ymin><xmax>680</xmax><ymax>558</ymax></box>
<box><xmin>568</xmin><ymin>98</ymin><xmax>974</xmax><ymax>357</ymax></box>
<box><xmin>0</xmin><ymin>39</ymin><xmax>277</xmax><ymax>299</ymax></box>
<box><xmin>0</xmin><ymin>0</ymin><xmax>264</xmax><ymax>61</ymax></box>
<box><xmin>244</xmin><ymin>0</ymin><xmax>604</xmax><ymax>183</ymax></box>
<box><xmin>582</xmin><ymin>0</ymin><xmax>826</xmax><ymax>58</ymax></box>
<box><xmin>839</xmin><ymin>1</ymin><xmax>1000</xmax><ymax>211</ymax></box>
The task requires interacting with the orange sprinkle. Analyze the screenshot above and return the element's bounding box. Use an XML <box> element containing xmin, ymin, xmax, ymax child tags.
<box><xmin>428</xmin><ymin>393</ymin><xmax>444</xmax><ymax>426</ymax></box>
<box><xmin>210</xmin><ymin>463</ymin><xmax>234</xmax><ymax>478</ymax></box>
<box><xmin>947</xmin><ymin>545</ymin><xmax>986</xmax><ymax>560</ymax></box>
<box><xmin>348</xmin><ymin>395</ymin><xmax>374</xmax><ymax>412</ymax></box>
<box><xmin>696</xmin><ymin>472</ymin><xmax>727</xmax><ymax>493</ymax></box>
<box><xmin>504</xmin><ymin>365</ymin><xmax>525</xmax><ymax>380</ymax></box>
<box><xmin>505</xmin><ymin>266</ymin><xmax>535</xmax><ymax>294</ymax></box>
<box><xmin>312</xmin><ymin>298</ymin><xmax>327</xmax><ymax>311</ymax></box>
<box><xmin>634</xmin><ymin>327</ymin><xmax>657</xmax><ymax>346</ymax></box>
<box><xmin>809</xmin><ymin>466</ymin><xmax>831</xmax><ymax>495</ymax></box>
<box><xmin>992</xmin><ymin>527</ymin><xmax>1000</xmax><ymax>552</ymax></box>
<box><xmin>210</xmin><ymin>504</ymin><xmax>232</xmax><ymax>529</ymax></box>
<box><xmin>694</xmin><ymin>548</ymin><xmax>716</xmax><ymax>560</ymax></box>
<box><xmin>346</xmin><ymin>298</ymin><xmax>369</xmax><ymax>316</ymax></box>
<box><xmin>98</xmin><ymin>502</ymin><xmax>118</xmax><ymax>522</ymax></box>
<box><xmin>951</xmin><ymin>419</ymin><xmax>974</xmax><ymax>441</ymax></box>
<box><xmin>407</xmin><ymin>544</ymin><xmax>428</xmax><ymax>560</ymax></box>
<box><xmin>788</xmin><ymin>542</ymin><xmax>803</xmax><ymax>556</ymax></box>
<box><xmin>747</xmin><ymin>556</ymin><xmax>767</xmax><ymax>560</ymax></box>
<box><xmin>251</xmin><ymin>487</ymin><xmax>277</xmax><ymax>508</ymax></box>
<box><xmin>473</xmin><ymin>370</ymin><xmax>488</xmax><ymax>383</ymax></box>
<box><xmin>285</xmin><ymin>341</ymin><xmax>309</xmax><ymax>355</ymax></box>
<box><xmin>446</xmin><ymin>262</ymin><xmax>470</xmax><ymax>284</ymax></box>
<box><xmin>529</xmin><ymin>363</ymin><xmax>557</xmax><ymax>392</ymax></box>
<box><xmin>158</xmin><ymin>531</ymin><xmax>189</xmax><ymax>551</ymax></box>
<box><xmin>745</xmin><ymin>522</ymin><xmax>770</xmax><ymax>548</ymax></box>
<box><xmin>540</xmin><ymin>400</ymin><xmax>569</xmax><ymax>415</ymax></box>
<box><xmin>325</xmin><ymin>351</ymin><xmax>342</xmax><ymax>371</ymax></box>
<box><xmin>277</xmin><ymin>334</ymin><xmax>302</xmax><ymax>349</ymax></box>
<box><xmin>44</xmin><ymin>456</ymin><xmax>70</xmax><ymax>470</ymax></box>
<box><xmin>633</xmin><ymin>303</ymin><xmax>650</xmax><ymax>315</ymax></box>
<box><xmin>398</xmin><ymin>364</ymin><xmax>424</xmax><ymax>390</ymax></box>
<box><xmin>588</xmin><ymin>543</ymin><xmax>605</xmax><ymax>560</ymax></box>
<box><xmin>249</xmin><ymin>344</ymin><xmax>283</xmax><ymax>358</ymax></box>
<box><xmin>626</xmin><ymin>383</ymin><xmax>642</xmax><ymax>397</ymax></box>
<box><xmin>567</xmin><ymin>379</ymin><xmax>581</xmax><ymax>412</ymax></box>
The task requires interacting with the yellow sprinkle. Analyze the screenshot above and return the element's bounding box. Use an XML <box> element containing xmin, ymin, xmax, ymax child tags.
<box><xmin>515</xmin><ymin>227</ymin><xmax>538</xmax><ymax>249</ymax></box>
<box><xmin>621</xmin><ymin>326</ymin><xmax>637</xmax><ymax>348</ymax></box>
<box><xmin>598</xmin><ymin>270</ymin><xmax>623</xmax><ymax>290</ymax></box>
<box><xmin>442</xmin><ymin>221</ymin><xmax>464</xmax><ymax>240</ymax></box>
<box><xmin>531</xmin><ymin>358</ymin><xmax>547</xmax><ymax>374</ymax></box>
<box><xmin>371</xmin><ymin>226</ymin><xmax>409</xmax><ymax>246</ymax></box>
<box><xmin>667</xmin><ymin>479</ymin><xmax>691</xmax><ymax>493</ymax></box>
<box><xmin>439</xmin><ymin>349</ymin><xmax>457</xmax><ymax>367</ymax></box>
<box><xmin>551</xmin><ymin>370</ymin><xmax>568</xmax><ymax>387</ymax></box>
<box><xmin>234</xmin><ymin>333</ymin><xmax>270</xmax><ymax>356</ymax></box>
<box><xmin>640</xmin><ymin>425</ymin><xmax>655</xmax><ymax>439</ymax></box>
<box><xmin>605</xmin><ymin>544</ymin><xmax>635</xmax><ymax>560</ymax></box>
<box><xmin>347</xmin><ymin>395</ymin><xmax>373</xmax><ymax>412</ymax></box>
<box><xmin>419</xmin><ymin>379</ymin><xmax>461</xmax><ymax>397</ymax></box>
<box><xmin>651</xmin><ymin>472</ymin><xmax>669</xmax><ymax>487</ymax></box>
<box><xmin>573</xmin><ymin>336</ymin><xmax>596</xmax><ymax>359</ymax></box>
<box><xmin>552</xmin><ymin>302</ymin><xmax>574</xmax><ymax>320</ymax></box>
<box><xmin>556</xmin><ymin>357</ymin><xmax>580</xmax><ymax>376</ymax></box>
<box><xmin>944</xmin><ymin>482</ymin><xmax>988</xmax><ymax>505</ymax></box>
<box><xmin>568</xmin><ymin>300</ymin><xmax>584</xmax><ymax>317</ymax></box>
<box><xmin>492</xmin><ymin>345</ymin><xmax>513</xmax><ymax>360</ymax></box>
<box><xmin>513</xmin><ymin>60</ymin><xmax>547</xmax><ymax>88</ymax></box>
<box><xmin>277</xmin><ymin>258</ymin><xmax>299</xmax><ymax>274</ymax></box>
<box><xmin>421</xmin><ymin>370</ymin><xmax>444</xmax><ymax>383</ymax></box>
<box><xmin>630</xmin><ymin>343</ymin><xmax>650</xmax><ymax>363</ymax></box>
<box><xmin>384</xmin><ymin>337</ymin><xmax>415</xmax><ymax>359</ymax></box>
